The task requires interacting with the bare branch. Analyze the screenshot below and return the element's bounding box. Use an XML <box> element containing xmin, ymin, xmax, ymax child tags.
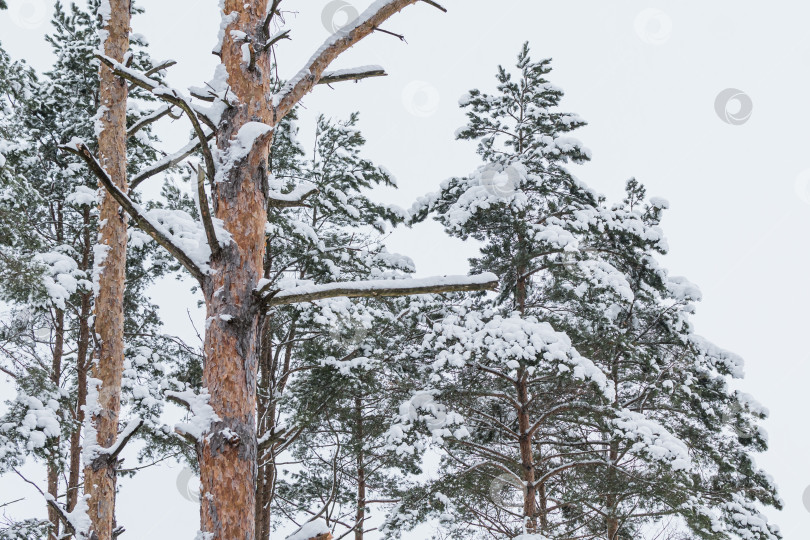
<box><xmin>273</xmin><ymin>0</ymin><xmax>433</xmax><ymax>119</ymax></box>
<box><xmin>144</xmin><ymin>59</ymin><xmax>177</xmax><ymax>77</ymax></box>
<box><xmin>12</xmin><ymin>468</ymin><xmax>76</xmax><ymax>536</ymax></box>
<box><xmin>260</xmin><ymin>274</ymin><xmax>498</xmax><ymax>307</ymax></box>
<box><xmin>263</xmin><ymin>0</ymin><xmax>283</xmax><ymax>34</ymax></box>
<box><xmin>61</xmin><ymin>140</ymin><xmax>205</xmax><ymax>282</ymax></box>
<box><xmin>127</xmin><ymin>104</ymin><xmax>175</xmax><ymax>138</ymax></box>
<box><xmin>96</xmin><ymin>54</ymin><xmax>217</xmax><ymax>188</ymax></box>
<box><xmin>194</xmin><ymin>165</ymin><xmax>222</xmax><ymax>259</ymax></box>
<box><xmin>421</xmin><ymin>0</ymin><xmax>447</xmax><ymax>12</ymax></box>
<box><xmin>317</xmin><ymin>66</ymin><xmax>387</xmax><ymax>86</ymax></box>
<box><xmin>262</xmin><ymin>29</ymin><xmax>291</xmax><ymax>51</ymax></box>
<box><xmin>372</xmin><ymin>26</ymin><xmax>406</xmax><ymax>41</ymax></box>
<box><xmin>130</xmin><ymin>133</ymin><xmax>214</xmax><ymax>190</ymax></box>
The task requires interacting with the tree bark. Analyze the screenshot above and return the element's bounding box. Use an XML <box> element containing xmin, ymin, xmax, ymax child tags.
<box><xmin>354</xmin><ymin>395</ymin><xmax>366</xmax><ymax>540</ymax></box>
<box><xmin>67</xmin><ymin>208</ymin><xmax>92</xmax><ymax>512</ymax></box>
<box><xmin>517</xmin><ymin>374</ymin><xmax>537</xmax><ymax>534</ymax></box>
<box><xmin>83</xmin><ymin>2</ymin><xmax>131</xmax><ymax>539</ymax></box>
<box><xmin>196</xmin><ymin>4</ymin><xmax>275</xmax><ymax>538</ymax></box>
<box><xmin>47</xmin><ymin>308</ymin><xmax>64</xmax><ymax>540</ymax></box>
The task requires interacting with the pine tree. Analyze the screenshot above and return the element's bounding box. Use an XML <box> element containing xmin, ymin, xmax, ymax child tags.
<box><xmin>395</xmin><ymin>44</ymin><xmax>780</xmax><ymax>540</ymax></box>
<box><xmin>256</xmin><ymin>113</ymin><xmax>424</xmax><ymax>540</ymax></box>
<box><xmin>1</xmin><ymin>2</ymin><xmax>182</xmax><ymax>537</ymax></box>
<box><xmin>533</xmin><ymin>179</ymin><xmax>781</xmax><ymax>539</ymax></box>
<box><xmin>64</xmin><ymin>3</ymin><xmax>495</xmax><ymax>538</ymax></box>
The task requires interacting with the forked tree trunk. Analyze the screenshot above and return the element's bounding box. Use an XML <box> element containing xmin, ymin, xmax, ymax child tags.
<box><xmin>83</xmin><ymin>2</ymin><xmax>131</xmax><ymax>538</ymax></box>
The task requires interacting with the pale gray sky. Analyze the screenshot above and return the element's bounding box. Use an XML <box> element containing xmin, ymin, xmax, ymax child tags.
<box><xmin>1</xmin><ymin>1</ymin><xmax>809</xmax><ymax>538</ymax></box>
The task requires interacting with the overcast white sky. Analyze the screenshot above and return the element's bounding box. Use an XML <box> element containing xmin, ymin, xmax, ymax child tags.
<box><xmin>2</xmin><ymin>1</ymin><xmax>810</xmax><ymax>538</ymax></box>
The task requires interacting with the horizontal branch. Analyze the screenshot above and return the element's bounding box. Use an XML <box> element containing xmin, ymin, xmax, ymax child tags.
<box><xmin>260</xmin><ymin>273</ymin><xmax>498</xmax><ymax>307</ymax></box>
<box><xmin>317</xmin><ymin>66</ymin><xmax>387</xmax><ymax>86</ymax></box>
<box><xmin>61</xmin><ymin>140</ymin><xmax>205</xmax><ymax>282</ymax></box>
<box><xmin>267</xmin><ymin>181</ymin><xmax>319</xmax><ymax>208</ymax></box>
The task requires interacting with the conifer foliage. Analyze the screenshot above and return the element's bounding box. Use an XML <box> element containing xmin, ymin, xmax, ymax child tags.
<box><xmin>0</xmin><ymin>4</ymin><xmax>782</xmax><ymax>540</ymax></box>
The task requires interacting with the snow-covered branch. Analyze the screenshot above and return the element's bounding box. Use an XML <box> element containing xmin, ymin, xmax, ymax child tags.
<box><xmin>317</xmin><ymin>65</ymin><xmax>387</xmax><ymax>86</ymax></box>
<box><xmin>267</xmin><ymin>181</ymin><xmax>319</xmax><ymax>208</ymax></box>
<box><xmin>96</xmin><ymin>54</ymin><xmax>217</xmax><ymax>191</ymax></box>
<box><xmin>60</xmin><ymin>140</ymin><xmax>206</xmax><ymax>282</ymax></box>
<box><xmin>127</xmin><ymin>104</ymin><xmax>177</xmax><ymax>138</ymax></box>
<box><xmin>130</xmin><ymin>133</ymin><xmax>214</xmax><ymax>189</ymax></box>
<box><xmin>273</xmin><ymin>0</ymin><xmax>434</xmax><ymax>119</ymax></box>
<box><xmin>258</xmin><ymin>273</ymin><xmax>498</xmax><ymax>307</ymax></box>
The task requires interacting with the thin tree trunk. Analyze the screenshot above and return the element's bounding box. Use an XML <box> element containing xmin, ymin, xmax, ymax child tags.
<box><xmin>68</xmin><ymin>208</ymin><xmax>92</xmax><ymax>512</ymax></box>
<box><xmin>84</xmin><ymin>2</ymin><xmax>131</xmax><ymax>538</ymax></box>
<box><xmin>255</xmin><ymin>315</ymin><xmax>274</xmax><ymax>540</ymax></box>
<box><xmin>354</xmin><ymin>395</ymin><xmax>366</xmax><ymax>540</ymax></box>
<box><xmin>517</xmin><ymin>374</ymin><xmax>537</xmax><ymax>534</ymax></box>
<box><xmin>47</xmin><ymin>308</ymin><xmax>64</xmax><ymax>540</ymax></box>
<box><xmin>606</xmin><ymin>440</ymin><xmax>620</xmax><ymax>539</ymax></box>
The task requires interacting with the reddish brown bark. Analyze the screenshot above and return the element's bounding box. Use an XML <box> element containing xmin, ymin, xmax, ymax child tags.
<box><xmin>517</xmin><ymin>374</ymin><xmax>538</xmax><ymax>534</ymax></box>
<box><xmin>67</xmin><ymin>207</ymin><xmax>93</xmax><ymax>512</ymax></box>
<box><xmin>83</xmin><ymin>2</ymin><xmax>131</xmax><ymax>539</ymax></box>
<box><xmin>173</xmin><ymin>2</ymin><xmax>427</xmax><ymax>538</ymax></box>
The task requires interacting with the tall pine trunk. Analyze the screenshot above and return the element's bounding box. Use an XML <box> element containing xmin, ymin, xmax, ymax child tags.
<box><xmin>197</xmin><ymin>3</ymin><xmax>276</xmax><ymax>537</ymax></box>
<box><xmin>84</xmin><ymin>2</ymin><xmax>131</xmax><ymax>538</ymax></box>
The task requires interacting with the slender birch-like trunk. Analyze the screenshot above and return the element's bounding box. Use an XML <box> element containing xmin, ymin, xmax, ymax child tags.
<box><xmin>83</xmin><ymin>2</ymin><xmax>131</xmax><ymax>538</ymax></box>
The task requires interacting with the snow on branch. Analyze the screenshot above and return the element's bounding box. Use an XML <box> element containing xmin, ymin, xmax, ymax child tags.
<box><xmin>60</xmin><ymin>139</ymin><xmax>206</xmax><ymax>282</ymax></box>
<box><xmin>267</xmin><ymin>180</ymin><xmax>319</xmax><ymax>208</ymax></box>
<box><xmin>96</xmin><ymin>54</ymin><xmax>218</xmax><ymax>189</ymax></box>
<box><xmin>273</xmin><ymin>0</ymin><xmax>434</xmax><ymax>119</ymax></box>
<box><xmin>130</xmin><ymin>132</ymin><xmax>214</xmax><ymax>189</ymax></box>
<box><xmin>165</xmin><ymin>389</ymin><xmax>220</xmax><ymax>443</ymax></box>
<box><xmin>317</xmin><ymin>65</ymin><xmax>387</xmax><ymax>86</ymax></box>
<box><xmin>127</xmin><ymin>104</ymin><xmax>177</xmax><ymax>138</ymax></box>
<box><xmin>259</xmin><ymin>273</ymin><xmax>498</xmax><ymax>307</ymax></box>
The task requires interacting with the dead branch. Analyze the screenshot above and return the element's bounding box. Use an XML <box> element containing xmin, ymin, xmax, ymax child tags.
<box><xmin>317</xmin><ymin>67</ymin><xmax>387</xmax><ymax>86</ymax></box>
<box><xmin>194</xmin><ymin>165</ymin><xmax>222</xmax><ymax>259</ymax></box>
<box><xmin>130</xmin><ymin>132</ymin><xmax>214</xmax><ymax>189</ymax></box>
<box><xmin>260</xmin><ymin>274</ymin><xmax>498</xmax><ymax>307</ymax></box>
<box><xmin>273</xmin><ymin>0</ymin><xmax>434</xmax><ymax>120</ymax></box>
<box><xmin>61</xmin><ymin>141</ymin><xmax>205</xmax><ymax>282</ymax></box>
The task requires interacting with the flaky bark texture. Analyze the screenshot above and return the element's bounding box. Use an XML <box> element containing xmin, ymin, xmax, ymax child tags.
<box><xmin>197</xmin><ymin>3</ymin><xmax>274</xmax><ymax>538</ymax></box>
<box><xmin>200</xmin><ymin>2</ymin><xmax>422</xmax><ymax>537</ymax></box>
<box><xmin>83</xmin><ymin>2</ymin><xmax>130</xmax><ymax>539</ymax></box>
